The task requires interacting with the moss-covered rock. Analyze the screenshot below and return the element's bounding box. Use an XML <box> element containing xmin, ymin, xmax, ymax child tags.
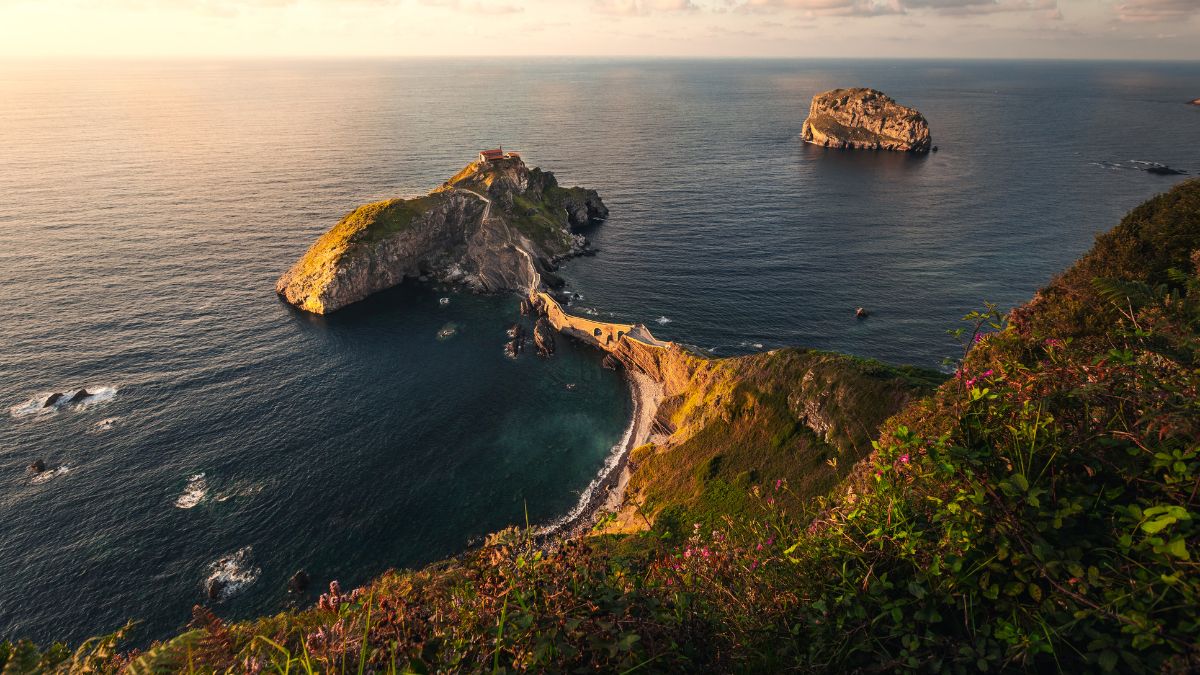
<box><xmin>275</xmin><ymin>157</ymin><xmax>606</xmax><ymax>314</ymax></box>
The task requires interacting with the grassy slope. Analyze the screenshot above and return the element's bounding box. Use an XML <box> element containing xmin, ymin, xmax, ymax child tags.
<box><xmin>6</xmin><ymin>181</ymin><xmax>1199</xmax><ymax>674</ymax></box>
<box><xmin>283</xmin><ymin>194</ymin><xmax>446</xmax><ymax>290</ymax></box>
<box><xmin>626</xmin><ymin>349</ymin><xmax>944</xmax><ymax>537</ymax></box>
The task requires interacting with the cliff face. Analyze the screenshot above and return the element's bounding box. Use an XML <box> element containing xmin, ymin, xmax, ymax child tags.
<box><xmin>276</xmin><ymin>157</ymin><xmax>607</xmax><ymax>314</ymax></box>
<box><xmin>531</xmin><ymin>291</ymin><xmax>944</xmax><ymax>533</ymax></box>
<box><xmin>801</xmin><ymin>88</ymin><xmax>932</xmax><ymax>153</ymax></box>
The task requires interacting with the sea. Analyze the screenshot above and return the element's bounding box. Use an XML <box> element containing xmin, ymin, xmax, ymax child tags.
<box><xmin>0</xmin><ymin>58</ymin><xmax>1196</xmax><ymax>645</ymax></box>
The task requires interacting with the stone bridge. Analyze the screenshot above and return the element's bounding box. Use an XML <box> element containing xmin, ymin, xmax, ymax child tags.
<box><xmin>533</xmin><ymin>292</ymin><xmax>668</xmax><ymax>353</ymax></box>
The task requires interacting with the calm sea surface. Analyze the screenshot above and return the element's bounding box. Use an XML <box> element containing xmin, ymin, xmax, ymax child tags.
<box><xmin>0</xmin><ymin>59</ymin><xmax>1196</xmax><ymax>644</ymax></box>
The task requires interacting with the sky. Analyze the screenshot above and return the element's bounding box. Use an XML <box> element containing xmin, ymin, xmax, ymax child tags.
<box><xmin>0</xmin><ymin>0</ymin><xmax>1196</xmax><ymax>59</ymax></box>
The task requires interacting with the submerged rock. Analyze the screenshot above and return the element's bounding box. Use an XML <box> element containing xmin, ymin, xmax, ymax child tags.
<box><xmin>42</xmin><ymin>393</ymin><xmax>64</xmax><ymax>408</ymax></box>
<box><xmin>288</xmin><ymin>570</ymin><xmax>310</xmax><ymax>593</ymax></box>
<box><xmin>67</xmin><ymin>388</ymin><xmax>91</xmax><ymax>404</ymax></box>
<box><xmin>206</xmin><ymin>577</ymin><xmax>226</xmax><ymax>600</ymax></box>
<box><xmin>802</xmin><ymin>88</ymin><xmax>931</xmax><ymax>153</ymax></box>
<box><xmin>1145</xmin><ymin>165</ymin><xmax>1186</xmax><ymax>176</ymax></box>
<box><xmin>29</xmin><ymin>459</ymin><xmax>47</xmax><ymax>473</ymax></box>
<box><xmin>533</xmin><ymin>317</ymin><xmax>556</xmax><ymax>357</ymax></box>
<box><xmin>276</xmin><ymin>155</ymin><xmax>608</xmax><ymax>314</ymax></box>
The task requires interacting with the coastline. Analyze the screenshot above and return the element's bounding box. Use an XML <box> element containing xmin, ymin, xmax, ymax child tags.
<box><xmin>537</xmin><ymin>367</ymin><xmax>661</xmax><ymax>539</ymax></box>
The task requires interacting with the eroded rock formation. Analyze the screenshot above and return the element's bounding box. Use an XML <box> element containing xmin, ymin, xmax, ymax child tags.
<box><xmin>276</xmin><ymin>156</ymin><xmax>607</xmax><ymax>314</ymax></box>
<box><xmin>802</xmin><ymin>88</ymin><xmax>931</xmax><ymax>153</ymax></box>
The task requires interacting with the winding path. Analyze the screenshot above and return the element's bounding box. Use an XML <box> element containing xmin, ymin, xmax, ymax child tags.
<box><xmin>455</xmin><ymin>187</ymin><xmax>492</xmax><ymax>221</ymax></box>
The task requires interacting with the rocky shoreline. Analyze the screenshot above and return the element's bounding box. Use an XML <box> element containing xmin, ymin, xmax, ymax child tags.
<box><xmin>536</xmin><ymin>352</ymin><xmax>662</xmax><ymax>539</ymax></box>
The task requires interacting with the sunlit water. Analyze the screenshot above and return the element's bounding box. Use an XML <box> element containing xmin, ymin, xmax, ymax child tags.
<box><xmin>0</xmin><ymin>58</ymin><xmax>1196</xmax><ymax>644</ymax></box>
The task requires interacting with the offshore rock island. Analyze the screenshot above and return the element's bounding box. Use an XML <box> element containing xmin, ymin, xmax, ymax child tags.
<box><xmin>276</xmin><ymin>150</ymin><xmax>607</xmax><ymax>314</ymax></box>
<box><xmin>802</xmin><ymin>88</ymin><xmax>932</xmax><ymax>153</ymax></box>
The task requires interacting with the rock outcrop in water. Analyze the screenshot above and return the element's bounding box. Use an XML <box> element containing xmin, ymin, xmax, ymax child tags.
<box><xmin>276</xmin><ymin>156</ymin><xmax>608</xmax><ymax>314</ymax></box>
<box><xmin>802</xmin><ymin>88</ymin><xmax>931</xmax><ymax>153</ymax></box>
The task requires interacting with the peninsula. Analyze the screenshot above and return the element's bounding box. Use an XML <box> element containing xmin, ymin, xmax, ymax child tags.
<box><xmin>801</xmin><ymin>88</ymin><xmax>932</xmax><ymax>152</ymax></box>
<box><xmin>276</xmin><ymin>151</ymin><xmax>607</xmax><ymax>314</ymax></box>
<box><xmin>17</xmin><ymin>169</ymin><xmax>1197</xmax><ymax>675</ymax></box>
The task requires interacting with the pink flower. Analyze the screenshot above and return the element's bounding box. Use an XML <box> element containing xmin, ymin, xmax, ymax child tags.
<box><xmin>766</xmin><ymin>537</ymin><xmax>774</xmax><ymax>546</ymax></box>
<box><xmin>756</xmin><ymin>543</ymin><xmax>763</xmax><ymax>551</ymax></box>
<box><xmin>775</xmin><ymin>479</ymin><xmax>782</xmax><ymax>490</ymax></box>
<box><xmin>766</xmin><ymin>497</ymin><xmax>775</xmax><ymax>505</ymax></box>
<box><xmin>899</xmin><ymin>453</ymin><xmax>910</xmax><ymax>464</ymax></box>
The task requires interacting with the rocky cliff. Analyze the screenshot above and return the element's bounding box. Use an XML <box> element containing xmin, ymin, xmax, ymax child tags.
<box><xmin>531</xmin><ymin>291</ymin><xmax>944</xmax><ymax>534</ymax></box>
<box><xmin>276</xmin><ymin>157</ymin><xmax>607</xmax><ymax>314</ymax></box>
<box><xmin>801</xmin><ymin>88</ymin><xmax>932</xmax><ymax>153</ymax></box>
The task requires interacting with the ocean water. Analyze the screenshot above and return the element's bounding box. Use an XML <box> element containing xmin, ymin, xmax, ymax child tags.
<box><xmin>0</xmin><ymin>58</ymin><xmax>1196</xmax><ymax>644</ymax></box>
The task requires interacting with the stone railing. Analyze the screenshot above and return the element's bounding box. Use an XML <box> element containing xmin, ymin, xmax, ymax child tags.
<box><xmin>533</xmin><ymin>292</ymin><xmax>668</xmax><ymax>353</ymax></box>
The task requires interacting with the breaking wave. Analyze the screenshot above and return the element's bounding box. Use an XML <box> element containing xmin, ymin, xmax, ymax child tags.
<box><xmin>175</xmin><ymin>473</ymin><xmax>208</xmax><ymax>509</ymax></box>
<box><xmin>31</xmin><ymin>465</ymin><xmax>71</xmax><ymax>484</ymax></box>
<box><xmin>9</xmin><ymin>386</ymin><xmax>118</xmax><ymax>418</ymax></box>
<box><xmin>204</xmin><ymin>547</ymin><xmax>261</xmax><ymax>600</ymax></box>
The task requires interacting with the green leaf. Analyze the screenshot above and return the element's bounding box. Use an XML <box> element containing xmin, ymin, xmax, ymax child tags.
<box><xmin>1142</xmin><ymin>516</ymin><xmax>1177</xmax><ymax>534</ymax></box>
<box><xmin>1011</xmin><ymin>474</ymin><xmax>1029</xmax><ymax>492</ymax></box>
<box><xmin>1163</xmin><ymin>538</ymin><xmax>1190</xmax><ymax>560</ymax></box>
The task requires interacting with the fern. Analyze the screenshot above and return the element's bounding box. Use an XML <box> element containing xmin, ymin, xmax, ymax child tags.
<box><xmin>0</xmin><ymin>641</ymin><xmax>39</xmax><ymax>675</ymax></box>
<box><xmin>124</xmin><ymin>630</ymin><xmax>205</xmax><ymax>675</ymax></box>
<box><xmin>66</xmin><ymin>621</ymin><xmax>134</xmax><ymax>673</ymax></box>
<box><xmin>1091</xmin><ymin>277</ymin><xmax>1160</xmax><ymax>307</ymax></box>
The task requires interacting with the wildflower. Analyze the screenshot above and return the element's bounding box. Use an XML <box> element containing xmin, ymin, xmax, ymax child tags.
<box><xmin>767</xmin><ymin>497</ymin><xmax>775</xmax><ymax>505</ymax></box>
<box><xmin>766</xmin><ymin>537</ymin><xmax>774</xmax><ymax>546</ymax></box>
<box><xmin>756</xmin><ymin>543</ymin><xmax>763</xmax><ymax>551</ymax></box>
<box><xmin>775</xmin><ymin>479</ymin><xmax>782</xmax><ymax>490</ymax></box>
<box><xmin>899</xmin><ymin>453</ymin><xmax>910</xmax><ymax>464</ymax></box>
<box><xmin>974</xmin><ymin>333</ymin><xmax>985</xmax><ymax>343</ymax></box>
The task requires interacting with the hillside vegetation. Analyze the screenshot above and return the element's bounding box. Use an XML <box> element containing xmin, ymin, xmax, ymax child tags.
<box><xmin>4</xmin><ymin>180</ymin><xmax>1199</xmax><ymax>673</ymax></box>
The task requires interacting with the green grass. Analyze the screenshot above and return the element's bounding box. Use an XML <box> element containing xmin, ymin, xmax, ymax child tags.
<box><xmin>626</xmin><ymin>348</ymin><xmax>943</xmax><ymax>537</ymax></box>
<box><xmin>338</xmin><ymin>195</ymin><xmax>444</xmax><ymax>246</ymax></box>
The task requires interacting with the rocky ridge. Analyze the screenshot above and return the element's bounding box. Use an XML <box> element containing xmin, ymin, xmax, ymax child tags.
<box><xmin>276</xmin><ymin>156</ymin><xmax>607</xmax><ymax>314</ymax></box>
<box><xmin>801</xmin><ymin>88</ymin><xmax>932</xmax><ymax>153</ymax></box>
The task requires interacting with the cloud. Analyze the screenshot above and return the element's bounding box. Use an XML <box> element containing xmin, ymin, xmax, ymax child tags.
<box><xmin>591</xmin><ymin>0</ymin><xmax>699</xmax><ymax>16</ymax></box>
<box><xmin>1115</xmin><ymin>0</ymin><xmax>1200</xmax><ymax>22</ymax></box>
<box><xmin>735</xmin><ymin>0</ymin><xmax>1058</xmax><ymax>16</ymax></box>
<box><xmin>419</xmin><ymin>0</ymin><xmax>524</xmax><ymax>13</ymax></box>
<box><xmin>735</xmin><ymin>0</ymin><xmax>902</xmax><ymax>16</ymax></box>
